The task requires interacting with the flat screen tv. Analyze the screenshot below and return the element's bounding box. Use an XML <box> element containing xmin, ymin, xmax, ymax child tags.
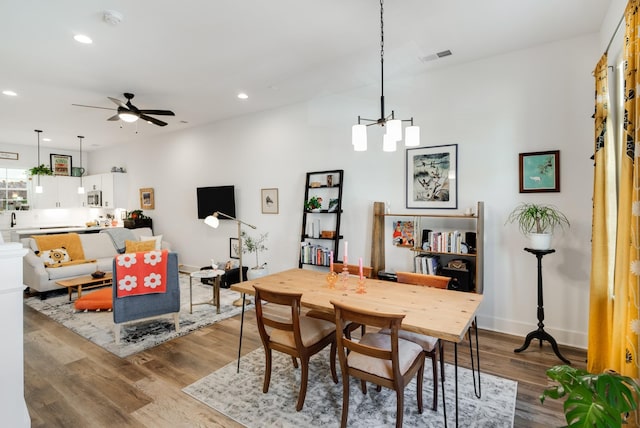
<box><xmin>196</xmin><ymin>185</ymin><xmax>236</xmax><ymax>219</ymax></box>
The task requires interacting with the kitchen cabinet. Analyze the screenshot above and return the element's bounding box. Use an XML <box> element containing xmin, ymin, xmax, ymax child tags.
<box><xmin>32</xmin><ymin>176</ymin><xmax>82</xmax><ymax>209</ymax></box>
<box><xmin>82</xmin><ymin>173</ymin><xmax>128</xmax><ymax>208</ymax></box>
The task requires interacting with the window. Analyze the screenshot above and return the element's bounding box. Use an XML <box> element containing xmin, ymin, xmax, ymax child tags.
<box><xmin>0</xmin><ymin>168</ymin><xmax>28</xmax><ymax>210</ymax></box>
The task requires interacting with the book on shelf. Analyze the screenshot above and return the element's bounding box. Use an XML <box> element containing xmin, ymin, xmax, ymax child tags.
<box><xmin>300</xmin><ymin>242</ymin><xmax>331</xmax><ymax>266</ymax></box>
<box><xmin>414</xmin><ymin>254</ymin><xmax>440</xmax><ymax>274</ymax></box>
<box><xmin>422</xmin><ymin>229</ymin><xmax>464</xmax><ymax>253</ymax></box>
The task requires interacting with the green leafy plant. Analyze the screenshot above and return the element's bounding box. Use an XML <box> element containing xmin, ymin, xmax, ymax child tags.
<box><xmin>540</xmin><ymin>365</ymin><xmax>640</xmax><ymax>427</ymax></box>
<box><xmin>305</xmin><ymin>196</ymin><xmax>322</xmax><ymax>211</ymax></box>
<box><xmin>28</xmin><ymin>164</ymin><xmax>53</xmax><ymax>176</ymax></box>
<box><xmin>506</xmin><ymin>203</ymin><xmax>569</xmax><ymax>234</ymax></box>
<box><xmin>239</xmin><ymin>231</ymin><xmax>268</xmax><ymax>269</ymax></box>
<box><xmin>126</xmin><ymin>210</ymin><xmax>148</xmax><ymax>220</ymax></box>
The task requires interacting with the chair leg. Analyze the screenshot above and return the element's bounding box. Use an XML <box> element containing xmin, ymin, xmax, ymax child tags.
<box><xmin>291</xmin><ymin>356</ymin><xmax>299</xmax><ymax>369</ymax></box>
<box><xmin>296</xmin><ymin>357</ymin><xmax>310</xmax><ymax>411</ymax></box>
<box><xmin>360</xmin><ymin>380</ymin><xmax>367</xmax><ymax>394</ymax></box>
<box><xmin>330</xmin><ymin>341</ymin><xmax>338</xmax><ymax>383</ymax></box>
<box><xmin>417</xmin><ymin>359</ymin><xmax>425</xmax><ymax>415</ymax></box>
<box><xmin>439</xmin><ymin>341</ymin><xmax>445</xmax><ymax>381</ymax></box>
<box><xmin>396</xmin><ymin>389</ymin><xmax>404</xmax><ymax>428</ymax></box>
<box><xmin>341</xmin><ymin>372</ymin><xmax>350</xmax><ymax>428</ymax></box>
<box><xmin>263</xmin><ymin>349</ymin><xmax>272</xmax><ymax>393</ymax></box>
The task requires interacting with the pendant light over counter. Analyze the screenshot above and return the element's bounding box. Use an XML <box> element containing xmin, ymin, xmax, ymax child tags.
<box><xmin>351</xmin><ymin>0</ymin><xmax>420</xmax><ymax>152</ymax></box>
<box><xmin>34</xmin><ymin>129</ymin><xmax>43</xmax><ymax>193</ymax></box>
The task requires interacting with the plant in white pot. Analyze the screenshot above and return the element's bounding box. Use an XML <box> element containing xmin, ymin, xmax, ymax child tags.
<box><xmin>240</xmin><ymin>231</ymin><xmax>269</xmax><ymax>280</ymax></box>
<box><xmin>506</xmin><ymin>203</ymin><xmax>569</xmax><ymax>250</ymax></box>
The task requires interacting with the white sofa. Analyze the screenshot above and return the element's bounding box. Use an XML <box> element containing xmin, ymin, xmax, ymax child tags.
<box><xmin>21</xmin><ymin>227</ymin><xmax>170</xmax><ymax>296</ymax></box>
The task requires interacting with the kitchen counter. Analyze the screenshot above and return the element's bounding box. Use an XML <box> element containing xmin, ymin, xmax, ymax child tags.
<box><xmin>8</xmin><ymin>226</ymin><xmax>110</xmax><ymax>242</ymax></box>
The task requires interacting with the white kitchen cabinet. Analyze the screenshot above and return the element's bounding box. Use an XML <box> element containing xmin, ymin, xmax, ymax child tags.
<box><xmin>32</xmin><ymin>176</ymin><xmax>82</xmax><ymax>208</ymax></box>
<box><xmin>100</xmin><ymin>173</ymin><xmax>128</xmax><ymax>208</ymax></box>
<box><xmin>82</xmin><ymin>174</ymin><xmax>102</xmax><ymax>193</ymax></box>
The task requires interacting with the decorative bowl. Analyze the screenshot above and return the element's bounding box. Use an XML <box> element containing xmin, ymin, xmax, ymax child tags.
<box><xmin>91</xmin><ymin>271</ymin><xmax>106</xmax><ymax>279</ymax></box>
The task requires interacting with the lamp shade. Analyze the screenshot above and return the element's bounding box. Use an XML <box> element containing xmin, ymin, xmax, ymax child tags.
<box><xmin>386</xmin><ymin>119</ymin><xmax>402</xmax><ymax>142</ymax></box>
<box><xmin>204</xmin><ymin>215</ymin><xmax>220</xmax><ymax>228</ymax></box>
<box><xmin>382</xmin><ymin>133</ymin><xmax>397</xmax><ymax>152</ymax></box>
<box><xmin>352</xmin><ymin>124</ymin><xmax>367</xmax><ymax>151</ymax></box>
<box><xmin>405</xmin><ymin>125</ymin><xmax>420</xmax><ymax>147</ymax></box>
<box><xmin>119</xmin><ymin>112</ymin><xmax>139</xmax><ymax>123</ymax></box>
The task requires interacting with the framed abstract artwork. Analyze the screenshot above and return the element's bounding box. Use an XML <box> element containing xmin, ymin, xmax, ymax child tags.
<box><xmin>519</xmin><ymin>150</ymin><xmax>560</xmax><ymax>193</ymax></box>
<box><xmin>406</xmin><ymin>144</ymin><xmax>458</xmax><ymax>209</ymax></box>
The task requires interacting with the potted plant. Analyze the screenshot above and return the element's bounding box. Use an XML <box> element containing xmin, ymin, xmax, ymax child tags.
<box><xmin>540</xmin><ymin>365</ymin><xmax>640</xmax><ymax>427</ymax></box>
<box><xmin>240</xmin><ymin>231</ymin><xmax>269</xmax><ymax>280</ymax></box>
<box><xmin>506</xmin><ymin>203</ymin><xmax>569</xmax><ymax>250</ymax></box>
<box><xmin>28</xmin><ymin>164</ymin><xmax>53</xmax><ymax>176</ymax></box>
<box><xmin>305</xmin><ymin>196</ymin><xmax>323</xmax><ymax>212</ymax></box>
<box><xmin>124</xmin><ymin>210</ymin><xmax>152</xmax><ymax>229</ymax></box>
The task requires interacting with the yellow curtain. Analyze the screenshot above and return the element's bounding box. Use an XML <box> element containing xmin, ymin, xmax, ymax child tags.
<box><xmin>611</xmin><ymin>0</ymin><xmax>640</xmax><ymax>378</ymax></box>
<box><xmin>588</xmin><ymin>53</ymin><xmax>614</xmax><ymax>373</ymax></box>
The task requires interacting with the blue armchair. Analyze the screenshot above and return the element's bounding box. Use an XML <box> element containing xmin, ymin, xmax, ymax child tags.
<box><xmin>112</xmin><ymin>251</ymin><xmax>181</xmax><ymax>344</ymax></box>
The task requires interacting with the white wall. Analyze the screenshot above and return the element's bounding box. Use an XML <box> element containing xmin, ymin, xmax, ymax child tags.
<box><xmin>85</xmin><ymin>33</ymin><xmax>600</xmax><ymax>348</ymax></box>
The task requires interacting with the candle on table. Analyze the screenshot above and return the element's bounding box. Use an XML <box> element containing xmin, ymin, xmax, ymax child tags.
<box><xmin>329</xmin><ymin>250</ymin><xmax>334</xmax><ymax>271</ymax></box>
<box><xmin>344</xmin><ymin>241</ymin><xmax>348</xmax><ymax>265</ymax></box>
<box><xmin>359</xmin><ymin>257</ymin><xmax>363</xmax><ymax>279</ymax></box>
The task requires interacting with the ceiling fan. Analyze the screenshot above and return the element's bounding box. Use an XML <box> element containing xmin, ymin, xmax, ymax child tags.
<box><xmin>72</xmin><ymin>93</ymin><xmax>175</xmax><ymax>127</ymax></box>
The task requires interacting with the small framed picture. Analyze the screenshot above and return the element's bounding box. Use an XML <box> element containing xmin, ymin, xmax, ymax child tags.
<box><xmin>50</xmin><ymin>154</ymin><xmax>72</xmax><ymax>176</ymax></box>
<box><xmin>140</xmin><ymin>188</ymin><xmax>155</xmax><ymax>209</ymax></box>
<box><xmin>261</xmin><ymin>188</ymin><xmax>279</xmax><ymax>214</ymax></box>
<box><xmin>519</xmin><ymin>150</ymin><xmax>560</xmax><ymax>193</ymax></box>
<box><xmin>0</xmin><ymin>151</ymin><xmax>18</xmax><ymax>160</ymax></box>
<box><xmin>406</xmin><ymin>144</ymin><xmax>458</xmax><ymax>209</ymax></box>
<box><xmin>230</xmin><ymin>237</ymin><xmax>240</xmax><ymax>259</ymax></box>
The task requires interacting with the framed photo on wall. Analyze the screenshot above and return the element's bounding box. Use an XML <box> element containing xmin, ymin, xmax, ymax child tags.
<box><xmin>519</xmin><ymin>150</ymin><xmax>560</xmax><ymax>193</ymax></box>
<box><xmin>50</xmin><ymin>154</ymin><xmax>72</xmax><ymax>176</ymax></box>
<box><xmin>261</xmin><ymin>188</ymin><xmax>279</xmax><ymax>214</ymax></box>
<box><xmin>230</xmin><ymin>237</ymin><xmax>240</xmax><ymax>259</ymax></box>
<box><xmin>140</xmin><ymin>188</ymin><xmax>155</xmax><ymax>209</ymax></box>
<box><xmin>406</xmin><ymin>144</ymin><xmax>458</xmax><ymax>209</ymax></box>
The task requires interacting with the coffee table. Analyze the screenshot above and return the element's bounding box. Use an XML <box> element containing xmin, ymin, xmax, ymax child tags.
<box><xmin>56</xmin><ymin>273</ymin><xmax>113</xmax><ymax>301</ymax></box>
<box><xmin>190</xmin><ymin>269</ymin><xmax>225</xmax><ymax>314</ymax></box>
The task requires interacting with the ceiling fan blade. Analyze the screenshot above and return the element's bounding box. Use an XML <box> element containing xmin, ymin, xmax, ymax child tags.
<box><xmin>138</xmin><ymin>109</ymin><xmax>175</xmax><ymax>116</ymax></box>
<box><xmin>72</xmin><ymin>103</ymin><xmax>116</xmax><ymax>111</ymax></box>
<box><xmin>108</xmin><ymin>97</ymin><xmax>128</xmax><ymax>109</ymax></box>
<box><xmin>139</xmin><ymin>114</ymin><xmax>168</xmax><ymax>127</ymax></box>
<box><xmin>107</xmin><ymin>114</ymin><xmax>120</xmax><ymax>121</ymax></box>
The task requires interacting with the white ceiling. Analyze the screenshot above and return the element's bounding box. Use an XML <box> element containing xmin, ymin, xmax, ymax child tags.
<box><xmin>0</xmin><ymin>0</ymin><xmax>610</xmax><ymax>151</ymax></box>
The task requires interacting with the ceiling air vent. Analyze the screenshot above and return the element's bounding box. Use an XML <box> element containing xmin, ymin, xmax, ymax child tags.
<box><xmin>420</xmin><ymin>49</ymin><xmax>453</xmax><ymax>62</ymax></box>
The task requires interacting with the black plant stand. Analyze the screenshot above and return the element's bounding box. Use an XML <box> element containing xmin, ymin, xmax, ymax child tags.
<box><xmin>514</xmin><ymin>248</ymin><xmax>571</xmax><ymax>364</ymax></box>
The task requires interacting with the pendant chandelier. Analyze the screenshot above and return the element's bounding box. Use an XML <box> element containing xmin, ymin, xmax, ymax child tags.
<box><xmin>34</xmin><ymin>129</ymin><xmax>43</xmax><ymax>193</ymax></box>
<box><xmin>77</xmin><ymin>136</ymin><xmax>85</xmax><ymax>194</ymax></box>
<box><xmin>352</xmin><ymin>0</ymin><xmax>419</xmax><ymax>152</ymax></box>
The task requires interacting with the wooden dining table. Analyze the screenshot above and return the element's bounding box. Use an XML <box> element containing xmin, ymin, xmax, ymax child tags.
<box><xmin>231</xmin><ymin>268</ymin><xmax>484</xmax><ymax>427</ymax></box>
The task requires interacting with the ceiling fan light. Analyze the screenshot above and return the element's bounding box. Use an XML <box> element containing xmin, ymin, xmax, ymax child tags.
<box><xmin>383</xmin><ymin>134</ymin><xmax>397</xmax><ymax>152</ymax></box>
<box><xmin>119</xmin><ymin>111</ymin><xmax>139</xmax><ymax>123</ymax></box>
<box><xmin>386</xmin><ymin>119</ymin><xmax>402</xmax><ymax>141</ymax></box>
<box><xmin>352</xmin><ymin>124</ymin><xmax>367</xmax><ymax>151</ymax></box>
<box><xmin>405</xmin><ymin>125</ymin><xmax>420</xmax><ymax>147</ymax></box>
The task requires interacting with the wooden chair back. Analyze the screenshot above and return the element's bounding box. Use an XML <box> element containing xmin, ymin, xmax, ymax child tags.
<box><xmin>333</xmin><ymin>262</ymin><xmax>373</xmax><ymax>278</ymax></box>
<box><xmin>254</xmin><ymin>286</ymin><xmax>302</xmax><ymax>349</ymax></box>
<box><xmin>396</xmin><ymin>271</ymin><xmax>451</xmax><ymax>289</ymax></box>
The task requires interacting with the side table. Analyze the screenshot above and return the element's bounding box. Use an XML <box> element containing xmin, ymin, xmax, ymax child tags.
<box><xmin>514</xmin><ymin>248</ymin><xmax>571</xmax><ymax>364</ymax></box>
<box><xmin>190</xmin><ymin>269</ymin><xmax>225</xmax><ymax>314</ymax></box>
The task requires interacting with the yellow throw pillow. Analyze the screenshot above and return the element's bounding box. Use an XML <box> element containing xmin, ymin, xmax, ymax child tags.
<box><xmin>124</xmin><ymin>239</ymin><xmax>156</xmax><ymax>253</ymax></box>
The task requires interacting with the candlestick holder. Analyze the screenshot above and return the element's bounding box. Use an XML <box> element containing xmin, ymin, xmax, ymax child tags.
<box><xmin>339</xmin><ymin>265</ymin><xmax>350</xmax><ymax>290</ymax></box>
<box><xmin>326</xmin><ymin>270</ymin><xmax>338</xmax><ymax>289</ymax></box>
<box><xmin>356</xmin><ymin>277</ymin><xmax>367</xmax><ymax>294</ymax></box>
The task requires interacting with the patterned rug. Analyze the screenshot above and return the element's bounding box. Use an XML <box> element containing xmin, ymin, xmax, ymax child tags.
<box><xmin>24</xmin><ymin>273</ymin><xmax>252</xmax><ymax>358</ymax></box>
<box><xmin>184</xmin><ymin>347</ymin><xmax>517</xmax><ymax>427</ymax></box>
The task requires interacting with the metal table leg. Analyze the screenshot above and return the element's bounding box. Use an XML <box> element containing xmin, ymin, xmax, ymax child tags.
<box><xmin>236</xmin><ymin>293</ymin><xmax>246</xmax><ymax>373</ymax></box>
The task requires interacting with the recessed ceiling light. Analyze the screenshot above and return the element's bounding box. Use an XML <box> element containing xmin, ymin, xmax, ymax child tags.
<box><xmin>2</xmin><ymin>90</ymin><xmax>17</xmax><ymax>96</ymax></box>
<box><xmin>237</xmin><ymin>93</ymin><xmax>248</xmax><ymax>100</ymax></box>
<box><xmin>42</xmin><ymin>138</ymin><xmax>51</xmax><ymax>142</ymax></box>
<box><xmin>74</xmin><ymin>34</ymin><xmax>93</xmax><ymax>44</ymax></box>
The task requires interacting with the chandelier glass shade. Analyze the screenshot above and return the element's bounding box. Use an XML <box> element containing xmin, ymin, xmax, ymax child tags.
<box><xmin>118</xmin><ymin>111</ymin><xmax>139</xmax><ymax>123</ymax></box>
<box><xmin>352</xmin><ymin>0</ymin><xmax>419</xmax><ymax>152</ymax></box>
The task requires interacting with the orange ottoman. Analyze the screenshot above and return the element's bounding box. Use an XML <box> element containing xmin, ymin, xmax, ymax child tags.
<box><xmin>74</xmin><ymin>287</ymin><xmax>113</xmax><ymax>311</ymax></box>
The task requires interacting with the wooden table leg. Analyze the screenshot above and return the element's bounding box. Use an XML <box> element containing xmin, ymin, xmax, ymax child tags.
<box><xmin>77</xmin><ymin>285</ymin><xmax>83</xmax><ymax>299</ymax></box>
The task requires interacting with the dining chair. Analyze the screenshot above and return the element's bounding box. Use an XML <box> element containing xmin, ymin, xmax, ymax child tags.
<box><xmin>385</xmin><ymin>271</ymin><xmax>449</xmax><ymax>410</ymax></box>
<box><xmin>331</xmin><ymin>300</ymin><xmax>425</xmax><ymax>428</ymax></box>
<box><xmin>253</xmin><ymin>285</ymin><xmax>338</xmax><ymax>411</ymax></box>
<box><xmin>306</xmin><ymin>263</ymin><xmax>374</xmax><ymax>338</ymax></box>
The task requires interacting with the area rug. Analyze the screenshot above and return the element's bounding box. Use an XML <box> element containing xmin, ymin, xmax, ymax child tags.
<box><xmin>25</xmin><ymin>274</ymin><xmax>252</xmax><ymax>358</ymax></box>
<box><xmin>183</xmin><ymin>347</ymin><xmax>517</xmax><ymax>427</ymax></box>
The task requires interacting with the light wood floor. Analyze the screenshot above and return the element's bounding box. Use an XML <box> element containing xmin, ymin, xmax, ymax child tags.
<box><xmin>24</xmin><ymin>303</ymin><xmax>586</xmax><ymax>427</ymax></box>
